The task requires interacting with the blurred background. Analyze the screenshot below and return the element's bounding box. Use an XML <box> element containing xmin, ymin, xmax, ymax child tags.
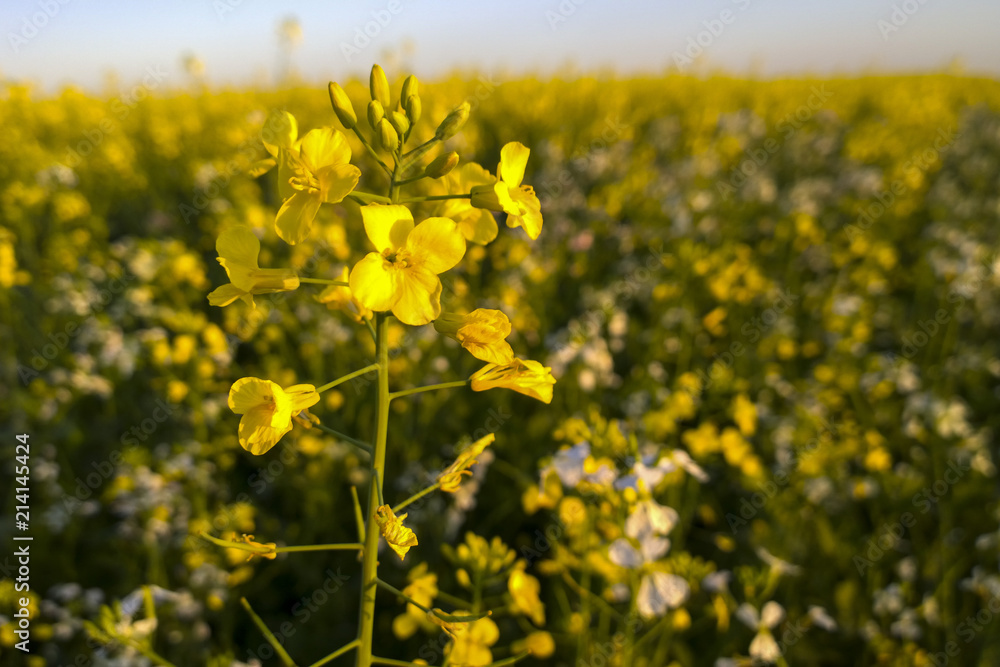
<box><xmin>3</xmin><ymin>2</ymin><xmax>1000</xmax><ymax>666</ymax></box>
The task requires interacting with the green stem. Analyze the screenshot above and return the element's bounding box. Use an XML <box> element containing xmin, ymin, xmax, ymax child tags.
<box><xmin>371</xmin><ymin>658</ymin><xmax>431</xmax><ymax>667</ymax></box>
<box><xmin>391</xmin><ymin>482</ymin><xmax>441</xmax><ymax>514</ymax></box>
<box><xmin>351</xmin><ymin>486</ymin><xmax>366</xmax><ymax>544</ymax></box>
<box><xmin>275</xmin><ymin>543</ymin><xmax>363</xmax><ymax>553</ymax></box>
<box><xmin>316</xmin><ymin>363</ymin><xmax>379</xmax><ymax>393</ymax></box>
<box><xmin>402</xmin><ymin>137</ymin><xmax>438</xmax><ymax>159</ymax></box>
<box><xmin>356</xmin><ymin>313</ymin><xmax>391</xmax><ymax>667</ymax></box>
<box><xmin>241</xmin><ymin>597</ymin><xmax>298</xmax><ymax>667</ymax></box>
<box><xmin>348</xmin><ymin>191</ymin><xmax>393</xmax><ymax>205</ymax></box>
<box><xmin>351</xmin><ymin>128</ymin><xmax>392</xmax><ymax>175</ymax></box>
<box><xmin>389</xmin><ymin>380</ymin><xmax>469</xmax><ymax>401</ymax></box>
<box><xmin>312</xmin><ymin>423</ymin><xmax>372</xmax><ymax>454</ymax></box>
<box><xmin>398</xmin><ymin>193</ymin><xmax>472</xmax><ymax>204</ymax></box>
<box><xmin>298</xmin><ymin>278</ymin><xmax>349</xmax><ymax>286</ymax></box>
<box><xmin>376</xmin><ymin>578</ymin><xmax>432</xmax><ymax>614</ymax></box>
<box><xmin>308</xmin><ymin>639</ymin><xmax>360</xmax><ymax>667</ymax></box>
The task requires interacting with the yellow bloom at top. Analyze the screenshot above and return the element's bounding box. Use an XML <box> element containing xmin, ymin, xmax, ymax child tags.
<box><xmin>375</xmin><ymin>505</ymin><xmax>418</xmax><ymax>560</ymax></box>
<box><xmin>470</xmin><ymin>142</ymin><xmax>543</xmax><ymax>240</ymax></box>
<box><xmin>208</xmin><ymin>227</ymin><xmax>299</xmax><ymax>309</ymax></box>
<box><xmin>470</xmin><ymin>358</ymin><xmax>556</xmax><ymax>404</ymax></box>
<box><xmin>228</xmin><ymin>377</ymin><xmax>319</xmax><ymax>455</ymax></box>
<box><xmin>438</xmin><ymin>433</ymin><xmax>495</xmax><ymax>493</ymax></box>
<box><xmin>349</xmin><ymin>205</ymin><xmax>466</xmax><ymax>326</ymax></box>
<box><xmin>316</xmin><ymin>266</ymin><xmax>372</xmax><ymax>324</ymax></box>
<box><xmin>436</xmin><ymin>163</ymin><xmax>499</xmax><ymax>244</ymax></box>
<box><xmin>275</xmin><ymin>125</ymin><xmax>361</xmax><ymax>245</ymax></box>
<box><xmin>434</xmin><ymin>309</ymin><xmax>514</xmax><ymax>364</ymax></box>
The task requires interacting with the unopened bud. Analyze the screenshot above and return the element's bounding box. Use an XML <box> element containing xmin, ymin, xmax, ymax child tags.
<box><xmin>327</xmin><ymin>82</ymin><xmax>357</xmax><ymax>129</ymax></box>
<box><xmin>390</xmin><ymin>110</ymin><xmax>410</xmax><ymax>136</ymax></box>
<box><xmin>405</xmin><ymin>95</ymin><xmax>422</xmax><ymax>125</ymax></box>
<box><xmin>378</xmin><ymin>118</ymin><xmax>399</xmax><ymax>152</ymax></box>
<box><xmin>435</xmin><ymin>101</ymin><xmax>471</xmax><ymax>140</ymax></box>
<box><xmin>425</xmin><ymin>151</ymin><xmax>459</xmax><ymax>179</ymax></box>
<box><xmin>370</xmin><ymin>64</ymin><xmax>391</xmax><ymax>108</ymax></box>
<box><xmin>367</xmin><ymin>100</ymin><xmax>384</xmax><ymax>130</ymax></box>
<box><xmin>401</xmin><ymin>75</ymin><xmax>419</xmax><ymax>103</ymax></box>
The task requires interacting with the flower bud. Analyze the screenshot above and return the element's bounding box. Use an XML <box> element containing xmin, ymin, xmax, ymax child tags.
<box><xmin>405</xmin><ymin>94</ymin><xmax>422</xmax><ymax>125</ymax></box>
<box><xmin>370</xmin><ymin>64</ymin><xmax>391</xmax><ymax>108</ymax></box>
<box><xmin>425</xmin><ymin>151</ymin><xmax>459</xmax><ymax>179</ymax></box>
<box><xmin>390</xmin><ymin>110</ymin><xmax>410</xmax><ymax>136</ymax></box>
<box><xmin>377</xmin><ymin>118</ymin><xmax>399</xmax><ymax>152</ymax></box>
<box><xmin>435</xmin><ymin>101</ymin><xmax>471</xmax><ymax>140</ymax></box>
<box><xmin>367</xmin><ymin>100</ymin><xmax>384</xmax><ymax>129</ymax></box>
<box><xmin>327</xmin><ymin>82</ymin><xmax>356</xmax><ymax>129</ymax></box>
<box><xmin>401</xmin><ymin>75</ymin><xmax>419</xmax><ymax>103</ymax></box>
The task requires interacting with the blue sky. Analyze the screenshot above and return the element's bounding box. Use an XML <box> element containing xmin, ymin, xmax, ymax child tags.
<box><xmin>2</xmin><ymin>0</ymin><xmax>998</xmax><ymax>92</ymax></box>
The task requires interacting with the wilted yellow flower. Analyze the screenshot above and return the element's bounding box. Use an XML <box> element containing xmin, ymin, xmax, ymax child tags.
<box><xmin>238</xmin><ymin>534</ymin><xmax>277</xmax><ymax>561</ymax></box>
<box><xmin>375</xmin><ymin>505</ymin><xmax>418</xmax><ymax>560</ymax></box>
<box><xmin>470</xmin><ymin>358</ymin><xmax>556</xmax><ymax>403</ymax></box>
<box><xmin>436</xmin><ymin>163</ymin><xmax>498</xmax><ymax>244</ymax></box>
<box><xmin>470</xmin><ymin>142</ymin><xmax>543</xmax><ymax>240</ymax></box>
<box><xmin>434</xmin><ymin>309</ymin><xmax>514</xmax><ymax>364</ymax></box>
<box><xmin>275</xmin><ymin>126</ymin><xmax>361</xmax><ymax>244</ymax></box>
<box><xmin>316</xmin><ymin>266</ymin><xmax>372</xmax><ymax>323</ymax></box>
<box><xmin>228</xmin><ymin>377</ymin><xmax>319</xmax><ymax>455</ymax></box>
<box><xmin>349</xmin><ymin>205</ymin><xmax>466</xmax><ymax>325</ymax></box>
<box><xmin>438</xmin><ymin>433</ymin><xmax>495</xmax><ymax>492</ymax></box>
<box><xmin>207</xmin><ymin>227</ymin><xmax>299</xmax><ymax>308</ymax></box>
<box><xmin>445</xmin><ymin>614</ymin><xmax>499</xmax><ymax>666</ymax></box>
<box><xmin>508</xmin><ymin>566</ymin><xmax>545</xmax><ymax>626</ymax></box>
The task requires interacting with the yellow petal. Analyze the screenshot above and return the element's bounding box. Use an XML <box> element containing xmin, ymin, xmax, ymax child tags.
<box><xmin>248</xmin><ymin>158</ymin><xmax>276</xmax><ymax>178</ymax></box>
<box><xmin>406</xmin><ymin>217</ymin><xmax>466</xmax><ymax>275</ymax></box>
<box><xmin>217</xmin><ymin>227</ymin><xmax>261</xmax><ymax>269</ymax></box>
<box><xmin>350</xmin><ymin>253</ymin><xmax>399</xmax><ymax>312</ymax></box>
<box><xmin>459</xmin><ymin>209</ymin><xmax>498</xmax><ymax>245</ymax></box>
<box><xmin>318</xmin><ymin>163</ymin><xmax>361</xmax><ymax>203</ymax></box>
<box><xmin>275</xmin><ymin>191</ymin><xmax>322</xmax><ymax>245</ymax></box>
<box><xmin>464</xmin><ymin>339</ymin><xmax>514</xmax><ymax>365</ymax></box>
<box><xmin>499</xmin><ymin>142</ymin><xmax>530</xmax><ymax>186</ymax></box>
<box><xmin>208</xmin><ymin>283</ymin><xmax>247</xmax><ymax>307</ymax></box>
<box><xmin>228</xmin><ymin>377</ymin><xmax>279</xmax><ymax>414</ymax></box>
<box><xmin>361</xmin><ymin>205</ymin><xmax>414</xmax><ymax>253</ymax></box>
<box><xmin>239</xmin><ymin>407</ymin><xmax>289</xmax><ymax>455</ymax></box>
<box><xmin>261</xmin><ymin>110</ymin><xmax>298</xmax><ymax>157</ymax></box>
<box><xmin>392</xmin><ymin>267</ymin><xmax>442</xmax><ymax>326</ymax></box>
<box><xmin>297</xmin><ymin>127</ymin><xmax>352</xmax><ymax>170</ymax></box>
<box><xmin>286</xmin><ymin>384</ymin><xmax>320</xmax><ymax>412</ymax></box>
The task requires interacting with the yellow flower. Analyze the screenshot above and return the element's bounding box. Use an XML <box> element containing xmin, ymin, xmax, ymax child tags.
<box><xmin>470</xmin><ymin>358</ymin><xmax>556</xmax><ymax>404</ymax></box>
<box><xmin>375</xmin><ymin>505</ymin><xmax>418</xmax><ymax>560</ymax></box>
<box><xmin>733</xmin><ymin>394</ymin><xmax>757</xmax><ymax>437</ymax></box>
<box><xmin>438</xmin><ymin>433</ymin><xmax>495</xmax><ymax>492</ymax></box>
<box><xmin>513</xmin><ymin>631</ymin><xmax>556</xmax><ymax>658</ymax></box>
<box><xmin>238</xmin><ymin>534</ymin><xmax>277</xmax><ymax>561</ymax></box>
<box><xmin>316</xmin><ymin>266</ymin><xmax>372</xmax><ymax>323</ymax></box>
<box><xmin>470</xmin><ymin>142</ymin><xmax>543</xmax><ymax>240</ymax></box>
<box><xmin>436</xmin><ymin>163</ymin><xmax>499</xmax><ymax>244</ymax></box>
<box><xmin>434</xmin><ymin>309</ymin><xmax>514</xmax><ymax>364</ymax></box>
<box><xmin>275</xmin><ymin>126</ymin><xmax>361</xmax><ymax>244</ymax></box>
<box><xmin>392</xmin><ymin>563</ymin><xmax>439</xmax><ymax>640</ymax></box>
<box><xmin>349</xmin><ymin>205</ymin><xmax>466</xmax><ymax>326</ymax></box>
<box><xmin>508</xmin><ymin>566</ymin><xmax>545</xmax><ymax>626</ymax></box>
<box><xmin>446</xmin><ymin>614</ymin><xmax>499</xmax><ymax>666</ymax></box>
<box><xmin>207</xmin><ymin>227</ymin><xmax>299</xmax><ymax>308</ymax></box>
<box><xmin>248</xmin><ymin>109</ymin><xmax>298</xmax><ymax>177</ymax></box>
<box><xmin>228</xmin><ymin>377</ymin><xmax>319</xmax><ymax>455</ymax></box>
